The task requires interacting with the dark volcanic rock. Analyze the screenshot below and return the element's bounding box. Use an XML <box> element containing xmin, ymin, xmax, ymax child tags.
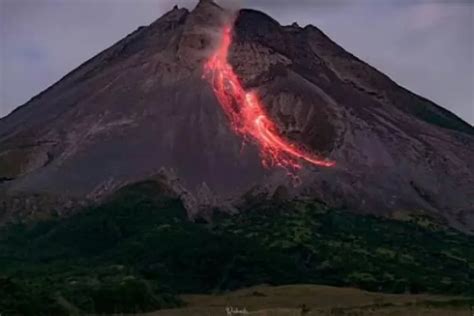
<box><xmin>0</xmin><ymin>0</ymin><xmax>473</xmax><ymax>230</ymax></box>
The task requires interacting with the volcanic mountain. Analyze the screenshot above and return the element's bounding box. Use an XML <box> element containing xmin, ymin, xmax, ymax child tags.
<box><xmin>1</xmin><ymin>0</ymin><xmax>473</xmax><ymax>230</ymax></box>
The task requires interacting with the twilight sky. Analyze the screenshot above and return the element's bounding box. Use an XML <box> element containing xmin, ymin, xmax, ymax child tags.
<box><xmin>1</xmin><ymin>0</ymin><xmax>473</xmax><ymax>123</ymax></box>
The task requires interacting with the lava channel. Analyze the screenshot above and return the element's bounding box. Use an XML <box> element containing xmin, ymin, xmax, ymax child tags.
<box><xmin>204</xmin><ymin>25</ymin><xmax>335</xmax><ymax>171</ymax></box>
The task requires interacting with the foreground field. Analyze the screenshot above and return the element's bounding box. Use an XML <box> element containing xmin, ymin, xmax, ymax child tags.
<box><xmin>145</xmin><ymin>284</ymin><xmax>473</xmax><ymax>316</ymax></box>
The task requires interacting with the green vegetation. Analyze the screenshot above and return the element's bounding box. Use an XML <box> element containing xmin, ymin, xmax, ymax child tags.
<box><xmin>0</xmin><ymin>180</ymin><xmax>473</xmax><ymax>315</ymax></box>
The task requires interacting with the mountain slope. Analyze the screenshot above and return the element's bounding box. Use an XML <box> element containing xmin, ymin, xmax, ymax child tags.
<box><xmin>0</xmin><ymin>0</ymin><xmax>473</xmax><ymax>230</ymax></box>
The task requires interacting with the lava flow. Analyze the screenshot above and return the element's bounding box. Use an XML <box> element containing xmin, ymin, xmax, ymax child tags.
<box><xmin>204</xmin><ymin>25</ymin><xmax>335</xmax><ymax>171</ymax></box>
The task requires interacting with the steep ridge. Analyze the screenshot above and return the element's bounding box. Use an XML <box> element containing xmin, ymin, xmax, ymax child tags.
<box><xmin>0</xmin><ymin>0</ymin><xmax>473</xmax><ymax>230</ymax></box>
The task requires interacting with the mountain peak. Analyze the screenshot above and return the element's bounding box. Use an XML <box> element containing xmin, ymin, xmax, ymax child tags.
<box><xmin>193</xmin><ymin>0</ymin><xmax>223</xmax><ymax>15</ymax></box>
<box><xmin>197</xmin><ymin>0</ymin><xmax>219</xmax><ymax>6</ymax></box>
<box><xmin>176</xmin><ymin>0</ymin><xmax>226</xmax><ymax>65</ymax></box>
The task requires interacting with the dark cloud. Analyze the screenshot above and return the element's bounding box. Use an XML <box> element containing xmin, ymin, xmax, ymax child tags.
<box><xmin>1</xmin><ymin>0</ymin><xmax>472</xmax><ymax>123</ymax></box>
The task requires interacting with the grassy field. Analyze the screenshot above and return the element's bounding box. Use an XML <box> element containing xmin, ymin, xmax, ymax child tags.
<box><xmin>145</xmin><ymin>284</ymin><xmax>473</xmax><ymax>316</ymax></box>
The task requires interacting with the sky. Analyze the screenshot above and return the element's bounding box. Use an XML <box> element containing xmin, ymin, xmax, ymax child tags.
<box><xmin>0</xmin><ymin>0</ymin><xmax>473</xmax><ymax>124</ymax></box>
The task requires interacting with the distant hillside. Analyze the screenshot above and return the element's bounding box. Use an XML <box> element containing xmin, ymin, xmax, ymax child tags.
<box><xmin>1</xmin><ymin>180</ymin><xmax>473</xmax><ymax>315</ymax></box>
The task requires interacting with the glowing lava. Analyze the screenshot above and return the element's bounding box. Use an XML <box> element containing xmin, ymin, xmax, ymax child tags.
<box><xmin>204</xmin><ymin>25</ymin><xmax>335</xmax><ymax>171</ymax></box>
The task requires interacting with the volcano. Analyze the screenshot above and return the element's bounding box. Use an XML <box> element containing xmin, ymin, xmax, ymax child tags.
<box><xmin>1</xmin><ymin>0</ymin><xmax>473</xmax><ymax>230</ymax></box>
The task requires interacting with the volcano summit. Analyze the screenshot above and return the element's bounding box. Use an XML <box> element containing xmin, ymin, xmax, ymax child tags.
<box><xmin>0</xmin><ymin>0</ymin><xmax>473</xmax><ymax>230</ymax></box>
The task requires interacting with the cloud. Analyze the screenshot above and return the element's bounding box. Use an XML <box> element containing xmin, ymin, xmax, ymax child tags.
<box><xmin>408</xmin><ymin>2</ymin><xmax>444</xmax><ymax>30</ymax></box>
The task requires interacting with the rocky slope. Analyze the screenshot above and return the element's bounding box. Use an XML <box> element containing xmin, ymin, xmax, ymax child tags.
<box><xmin>0</xmin><ymin>0</ymin><xmax>473</xmax><ymax>230</ymax></box>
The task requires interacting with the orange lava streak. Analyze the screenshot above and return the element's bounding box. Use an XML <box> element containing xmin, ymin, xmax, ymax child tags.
<box><xmin>204</xmin><ymin>25</ymin><xmax>335</xmax><ymax>170</ymax></box>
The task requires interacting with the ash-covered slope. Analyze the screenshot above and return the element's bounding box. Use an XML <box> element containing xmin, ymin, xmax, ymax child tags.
<box><xmin>0</xmin><ymin>0</ymin><xmax>473</xmax><ymax>230</ymax></box>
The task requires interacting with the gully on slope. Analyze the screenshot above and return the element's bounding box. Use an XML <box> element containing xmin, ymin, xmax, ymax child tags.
<box><xmin>204</xmin><ymin>25</ymin><xmax>335</xmax><ymax>173</ymax></box>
